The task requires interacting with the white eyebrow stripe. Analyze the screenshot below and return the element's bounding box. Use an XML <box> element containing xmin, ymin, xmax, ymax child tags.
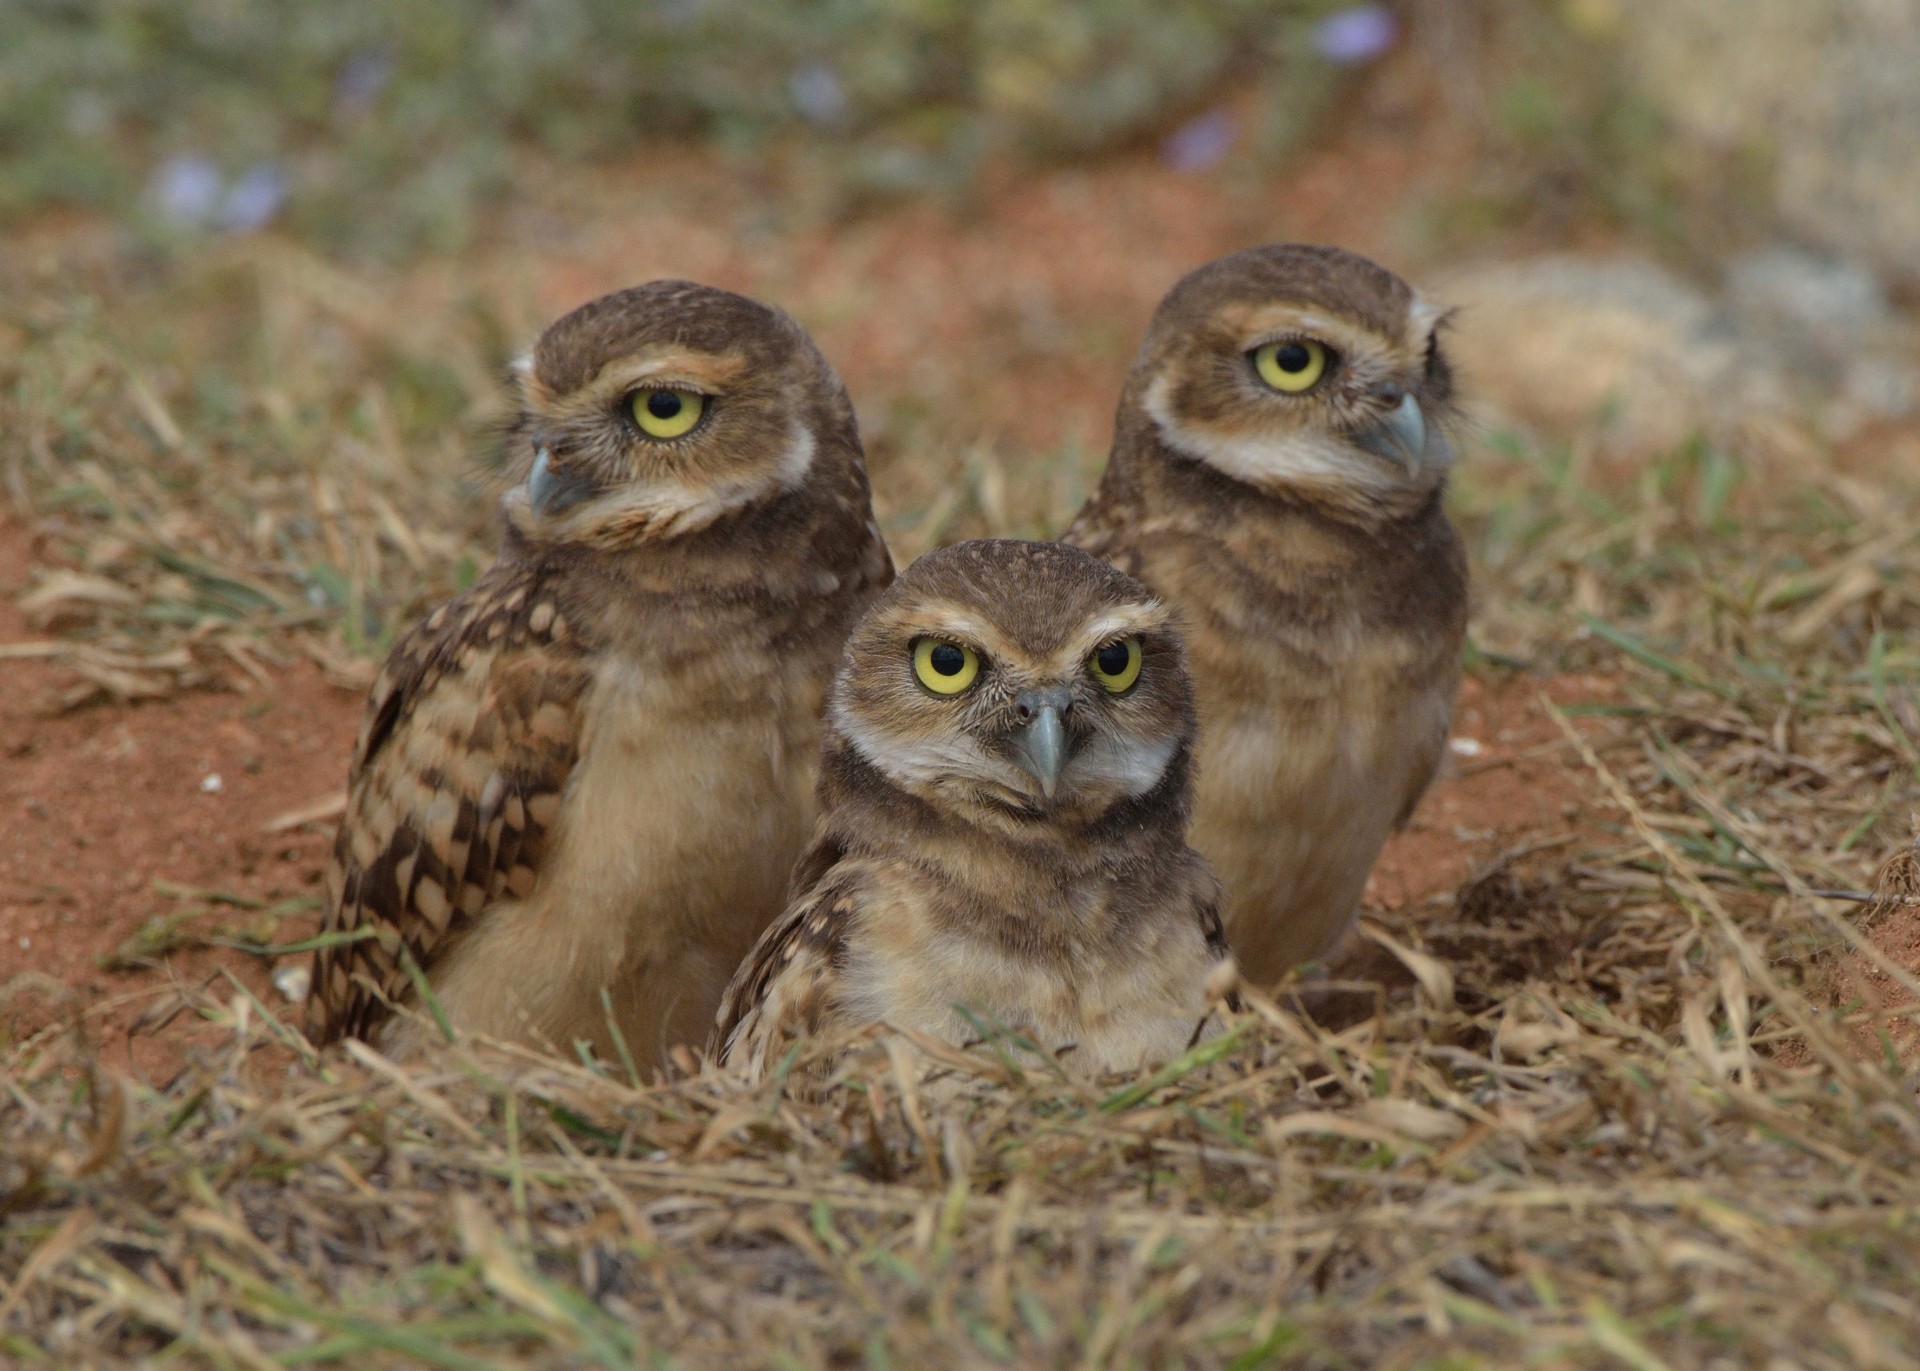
<box><xmin>912</xmin><ymin>608</ymin><xmax>1001</xmax><ymax>645</ymax></box>
<box><xmin>1036</xmin><ymin>610</ymin><xmax>1168</xmax><ymax>675</ymax></box>
<box><xmin>1074</xmin><ymin>609</ymin><xmax>1163</xmax><ymax>646</ymax></box>
<box><xmin>1268</xmin><ymin>309</ymin><xmax>1346</xmax><ymax>340</ymax></box>
<box><xmin>599</xmin><ymin>356</ymin><xmax>704</xmax><ymax>386</ymax></box>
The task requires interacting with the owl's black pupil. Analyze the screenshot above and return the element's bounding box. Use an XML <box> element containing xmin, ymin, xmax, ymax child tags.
<box><xmin>929</xmin><ymin>643</ymin><xmax>966</xmax><ymax>676</ymax></box>
<box><xmin>645</xmin><ymin>391</ymin><xmax>683</xmax><ymax>419</ymax></box>
<box><xmin>1275</xmin><ymin>342</ymin><xmax>1312</xmax><ymax>373</ymax></box>
<box><xmin>1097</xmin><ymin>642</ymin><xmax>1131</xmax><ymax>676</ymax></box>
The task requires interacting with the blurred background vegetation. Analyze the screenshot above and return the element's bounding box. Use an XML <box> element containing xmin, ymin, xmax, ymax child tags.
<box><xmin>0</xmin><ymin>0</ymin><xmax>1679</xmax><ymax>259</ymax></box>
<box><xmin>1</xmin><ymin>0</ymin><xmax>1916</xmax><ymax>683</ymax></box>
<box><xmin>1</xmin><ymin>0</ymin><xmax>1337</xmax><ymax>256</ymax></box>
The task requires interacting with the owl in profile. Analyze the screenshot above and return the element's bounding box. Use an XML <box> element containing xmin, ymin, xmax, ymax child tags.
<box><xmin>1066</xmin><ymin>244</ymin><xmax>1467</xmax><ymax>986</ymax></box>
<box><xmin>309</xmin><ymin>280</ymin><xmax>893</xmax><ymax>1065</ymax></box>
<box><xmin>710</xmin><ymin>539</ymin><xmax>1235</xmax><ymax>1080</ymax></box>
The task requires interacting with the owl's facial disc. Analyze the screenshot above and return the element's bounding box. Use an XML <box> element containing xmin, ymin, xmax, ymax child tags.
<box><xmin>840</xmin><ymin>599</ymin><xmax>1184</xmax><ymax>824</ymax></box>
<box><xmin>1139</xmin><ymin>281</ymin><xmax>1453</xmax><ymax>510</ymax></box>
<box><xmin>512</xmin><ymin>292</ymin><xmax>830</xmax><ymax>548</ymax></box>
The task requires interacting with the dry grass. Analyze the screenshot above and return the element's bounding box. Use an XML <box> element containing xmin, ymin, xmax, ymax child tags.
<box><xmin>3</xmin><ymin>823</ymin><xmax>1918</xmax><ymax>1368</ymax></box>
<box><xmin>6</xmin><ymin>117</ymin><xmax>1920</xmax><ymax>1370</ymax></box>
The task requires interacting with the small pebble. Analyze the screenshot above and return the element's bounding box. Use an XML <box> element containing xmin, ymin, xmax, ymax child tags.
<box><xmin>201</xmin><ymin>772</ymin><xmax>223</xmax><ymax>793</ymax></box>
<box><xmin>273</xmin><ymin>963</ymin><xmax>311</xmax><ymax>1004</ymax></box>
<box><xmin>1448</xmin><ymin>736</ymin><xmax>1485</xmax><ymax>758</ymax></box>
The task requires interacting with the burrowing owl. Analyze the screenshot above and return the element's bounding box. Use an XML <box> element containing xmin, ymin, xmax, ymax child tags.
<box><xmin>710</xmin><ymin>539</ymin><xmax>1234</xmax><ymax>1080</ymax></box>
<box><xmin>1066</xmin><ymin>244</ymin><xmax>1467</xmax><ymax>986</ymax></box>
<box><xmin>310</xmin><ymin>280</ymin><xmax>893</xmax><ymax>1065</ymax></box>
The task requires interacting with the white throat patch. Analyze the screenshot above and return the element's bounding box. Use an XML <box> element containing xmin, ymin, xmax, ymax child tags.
<box><xmin>1141</xmin><ymin>372</ymin><xmax>1402</xmax><ymax>502</ymax></box>
<box><xmin>1067</xmin><ymin>731</ymin><xmax>1178</xmax><ymax>798</ymax></box>
<box><xmin>523</xmin><ymin>421</ymin><xmax>817</xmax><ymax>544</ymax></box>
<box><xmin>833</xmin><ymin>697</ymin><xmax>1018</xmax><ymax>796</ymax></box>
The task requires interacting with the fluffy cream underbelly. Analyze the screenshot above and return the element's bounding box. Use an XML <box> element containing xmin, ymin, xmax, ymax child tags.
<box><xmin>400</xmin><ymin>665</ymin><xmax>820</xmax><ymax>1067</ymax></box>
<box><xmin>1191</xmin><ymin>688</ymin><xmax>1442</xmax><ymax>984</ymax></box>
<box><xmin>844</xmin><ymin>916</ymin><xmax>1217</xmax><ymax>1076</ymax></box>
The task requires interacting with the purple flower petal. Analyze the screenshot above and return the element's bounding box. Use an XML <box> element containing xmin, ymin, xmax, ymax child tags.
<box><xmin>1161</xmin><ymin>109</ymin><xmax>1237</xmax><ymax>173</ymax></box>
<box><xmin>333</xmin><ymin>50</ymin><xmax>393</xmax><ymax>118</ymax></box>
<box><xmin>789</xmin><ymin>62</ymin><xmax>849</xmax><ymax>129</ymax></box>
<box><xmin>1314</xmin><ymin>4</ymin><xmax>1398</xmax><ymax>66</ymax></box>
<box><xmin>152</xmin><ymin>155</ymin><xmax>221</xmax><ymax>227</ymax></box>
<box><xmin>218</xmin><ymin>163</ymin><xmax>288</xmax><ymax>235</ymax></box>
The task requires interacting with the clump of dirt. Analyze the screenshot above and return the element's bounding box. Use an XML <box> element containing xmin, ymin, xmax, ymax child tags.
<box><xmin>1426</xmin><ymin>864</ymin><xmax>1592</xmax><ymax>1006</ymax></box>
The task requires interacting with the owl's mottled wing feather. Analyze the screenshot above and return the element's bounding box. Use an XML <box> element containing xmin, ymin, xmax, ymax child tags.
<box><xmin>781</xmin><ymin>825</ymin><xmax>848</xmax><ymax>903</ymax></box>
<box><xmin>310</xmin><ymin>566</ymin><xmax>593</xmax><ymax>1045</ymax></box>
<box><xmin>710</xmin><ymin>868</ymin><xmax>863</xmax><ymax>1077</ymax></box>
<box><xmin>1197</xmin><ymin>890</ymin><xmax>1231</xmax><ymax>966</ymax></box>
<box><xmin>1187</xmin><ymin>861</ymin><xmax>1242</xmax><ymax>1018</ymax></box>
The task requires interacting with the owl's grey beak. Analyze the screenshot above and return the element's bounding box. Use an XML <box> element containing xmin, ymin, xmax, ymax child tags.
<box><xmin>1353</xmin><ymin>391</ymin><xmax>1436</xmax><ymax>471</ymax></box>
<box><xmin>527</xmin><ymin>447</ymin><xmax>598</xmax><ymax>515</ymax></box>
<box><xmin>1011</xmin><ymin>687</ymin><xmax>1073</xmax><ymax>799</ymax></box>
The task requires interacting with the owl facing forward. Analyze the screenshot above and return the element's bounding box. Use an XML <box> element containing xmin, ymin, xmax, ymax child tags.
<box><xmin>711</xmin><ymin>539</ymin><xmax>1234</xmax><ymax>1080</ymax></box>
<box><xmin>1066</xmin><ymin>244</ymin><xmax>1467</xmax><ymax>986</ymax></box>
<box><xmin>310</xmin><ymin>280</ymin><xmax>893</xmax><ymax>1065</ymax></box>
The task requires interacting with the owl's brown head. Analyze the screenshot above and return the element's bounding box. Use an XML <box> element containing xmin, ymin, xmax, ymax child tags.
<box><xmin>828</xmin><ymin>539</ymin><xmax>1196</xmax><ymax>830</ymax></box>
<box><xmin>505</xmin><ymin>280</ymin><xmax>865</xmax><ymax>549</ymax></box>
<box><xmin>1120</xmin><ymin>243</ymin><xmax>1456</xmax><ymax>520</ymax></box>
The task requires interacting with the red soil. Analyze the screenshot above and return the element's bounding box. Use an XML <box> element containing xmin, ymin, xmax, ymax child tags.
<box><xmin>0</xmin><ymin>518</ymin><xmax>359</xmax><ymax>1079</ymax></box>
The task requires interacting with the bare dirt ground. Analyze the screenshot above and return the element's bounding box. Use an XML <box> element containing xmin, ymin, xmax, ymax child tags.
<box><xmin>0</xmin><ymin>517</ymin><xmax>360</xmax><ymax>1077</ymax></box>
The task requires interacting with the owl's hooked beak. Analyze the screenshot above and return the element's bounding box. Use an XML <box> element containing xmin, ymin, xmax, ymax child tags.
<box><xmin>1010</xmin><ymin>686</ymin><xmax>1074</xmax><ymax>799</ymax></box>
<box><xmin>527</xmin><ymin>447</ymin><xmax>599</xmax><ymax>516</ymax></box>
<box><xmin>1353</xmin><ymin>389</ymin><xmax>1447</xmax><ymax>473</ymax></box>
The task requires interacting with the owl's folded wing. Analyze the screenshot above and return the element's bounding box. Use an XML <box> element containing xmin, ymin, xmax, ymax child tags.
<box><xmin>310</xmin><ymin>572</ymin><xmax>593</xmax><ymax>1045</ymax></box>
<box><xmin>709</xmin><ymin>866</ymin><xmax>863</xmax><ymax>1078</ymax></box>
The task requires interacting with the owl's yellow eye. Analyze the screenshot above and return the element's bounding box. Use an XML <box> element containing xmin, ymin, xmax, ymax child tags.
<box><xmin>631</xmin><ymin>389</ymin><xmax>705</xmax><ymax>439</ymax></box>
<box><xmin>1088</xmin><ymin>637</ymin><xmax>1143</xmax><ymax>693</ymax></box>
<box><xmin>912</xmin><ymin>638</ymin><xmax>980</xmax><ymax>695</ymax></box>
<box><xmin>1253</xmin><ymin>339</ymin><xmax>1329</xmax><ymax>394</ymax></box>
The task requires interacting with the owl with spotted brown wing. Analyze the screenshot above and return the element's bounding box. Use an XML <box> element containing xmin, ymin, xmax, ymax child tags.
<box><xmin>710</xmin><ymin>539</ymin><xmax>1235</xmax><ymax>1081</ymax></box>
<box><xmin>1066</xmin><ymin>244</ymin><xmax>1468</xmax><ymax>988</ymax></box>
<box><xmin>309</xmin><ymin>280</ymin><xmax>893</xmax><ymax>1066</ymax></box>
